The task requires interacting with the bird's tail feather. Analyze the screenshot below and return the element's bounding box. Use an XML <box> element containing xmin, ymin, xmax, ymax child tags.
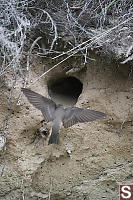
<box><xmin>48</xmin><ymin>131</ymin><xmax>59</xmax><ymax>145</ymax></box>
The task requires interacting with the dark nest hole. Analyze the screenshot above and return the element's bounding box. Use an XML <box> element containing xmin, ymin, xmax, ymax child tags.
<box><xmin>48</xmin><ymin>76</ymin><xmax>83</xmax><ymax>106</ymax></box>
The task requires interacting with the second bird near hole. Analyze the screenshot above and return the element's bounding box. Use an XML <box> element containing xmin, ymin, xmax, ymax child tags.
<box><xmin>21</xmin><ymin>88</ymin><xmax>106</xmax><ymax>145</ymax></box>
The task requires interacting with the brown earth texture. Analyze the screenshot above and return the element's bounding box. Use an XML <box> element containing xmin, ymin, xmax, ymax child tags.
<box><xmin>0</xmin><ymin>55</ymin><xmax>133</xmax><ymax>200</ymax></box>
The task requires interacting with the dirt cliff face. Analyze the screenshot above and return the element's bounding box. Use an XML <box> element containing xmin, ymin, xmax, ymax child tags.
<box><xmin>0</xmin><ymin>56</ymin><xmax>133</xmax><ymax>200</ymax></box>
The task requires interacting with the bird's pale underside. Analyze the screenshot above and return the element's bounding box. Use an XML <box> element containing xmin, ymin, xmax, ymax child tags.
<box><xmin>21</xmin><ymin>88</ymin><xmax>106</xmax><ymax>145</ymax></box>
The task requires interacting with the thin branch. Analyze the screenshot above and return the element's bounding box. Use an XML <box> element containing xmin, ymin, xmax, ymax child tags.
<box><xmin>28</xmin><ymin>49</ymin><xmax>77</xmax><ymax>86</ymax></box>
<box><xmin>28</xmin><ymin>15</ymin><xmax>133</xmax><ymax>86</ymax></box>
<box><xmin>52</xmin><ymin>15</ymin><xmax>133</xmax><ymax>61</ymax></box>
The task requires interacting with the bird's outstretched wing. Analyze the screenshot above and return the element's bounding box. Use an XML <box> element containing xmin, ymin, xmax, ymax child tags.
<box><xmin>63</xmin><ymin>107</ymin><xmax>106</xmax><ymax>128</ymax></box>
<box><xmin>21</xmin><ymin>88</ymin><xmax>56</xmax><ymax>122</ymax></box>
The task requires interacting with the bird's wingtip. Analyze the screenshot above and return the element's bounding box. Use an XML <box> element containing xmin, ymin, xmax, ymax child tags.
<box><xmin>103</xmin><ymin>113</ymin><xmax>107</xmax><ymax>117</ymax></box>
<box><xmin>21</xmin><ymin>88</ymin><xmax>30</xmax><ymax>93</ymax></box>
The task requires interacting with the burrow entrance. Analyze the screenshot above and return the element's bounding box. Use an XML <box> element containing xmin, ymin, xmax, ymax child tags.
<box><xmin>48</xmin><ymin>76</ymin><xmax>83</xmax><ymax>106</ymax></box>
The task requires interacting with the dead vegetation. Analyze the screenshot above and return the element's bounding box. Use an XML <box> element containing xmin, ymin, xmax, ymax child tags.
<box><xmin>0</xmin><ymin>0</ymin><xmax>133</xmax><ymax>175</ymax></box>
